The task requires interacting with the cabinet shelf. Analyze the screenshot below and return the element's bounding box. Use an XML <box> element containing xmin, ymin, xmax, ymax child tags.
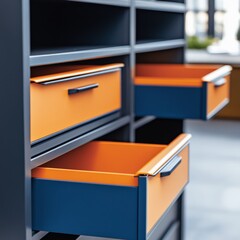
<box><xmin>135</xmin><ymin>39</ymin><xmax>185</xmax><ymax>53</ymax></box>
<box><xmin>30</xmin><ymin>46</ymin><xmax>131</xmax><ymax>66</ymax></box>
<box><xmin>31</xmin><ymin>116</ymin><xmax>130</xmax><ymax>169</ymax></box>
<box><xmin>134</xmin><ymin>116</ymin><xmax>157</xmax><ymax>129</ymax></box>
<box><xmin>32</xmin><ymin>231</ymin><xmax>48</xmax><ymax>240</ymax></box>
<box><xmin>135</xmin><ymin>0</ymin><xmax>186</xmax><ymax>12</ymax></box>
<box><xmin>30</xmin><ymin>0</ymin><xmax>130</xmax><ymax>66</ymax></box>
<box><xmin>68</xmin><ymin>0</ymin><xmax>131</xmax><ymax>7</ymax></box>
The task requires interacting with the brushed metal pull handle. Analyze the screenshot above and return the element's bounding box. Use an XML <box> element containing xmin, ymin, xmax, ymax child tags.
<box><xmin>68</xmin><ymin>83</ymin><xmax>99</xmax><ymax>95</ymax></box>
<box><xmin>214</xmin><ymin>78</ymin><xmax>226</xmax><ymax>87</ymax></box>
<box><xmin>160</xmin><ymin>155</ymin><xmax>182</xmax><ymax>177</ymax></box>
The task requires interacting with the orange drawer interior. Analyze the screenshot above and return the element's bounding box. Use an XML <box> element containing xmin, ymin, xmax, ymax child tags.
<box><xmin>135</xmin><ymin>64</ymin><xmax>224</xmax><ymax>87</ymax></box>
<box><xmin>32</xmin><ymin>141</ymin><xmax>166</xmax><ymax>187</ymax></box>
<box><xmin>30</xmin><ymin>64</ymin><xmax>123</xmax><ymax>142</ymax></box>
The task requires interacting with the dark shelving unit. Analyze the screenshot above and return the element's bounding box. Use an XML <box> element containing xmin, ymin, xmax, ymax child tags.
<box><xmin>0</xmin><ymin>0</ymin><xmax>187</xmax><ymax>239</ymax></box>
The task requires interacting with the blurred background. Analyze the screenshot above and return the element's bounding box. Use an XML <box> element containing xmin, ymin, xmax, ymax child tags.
<box><xmin>185</xmin><ymin>0</ymin><xmax>240</xmax><ymax>239</ymax></box>
<box><xmin>186</xmin><ymin>0</ymin><xmax>240</xmax><ymax>54</ymax></box>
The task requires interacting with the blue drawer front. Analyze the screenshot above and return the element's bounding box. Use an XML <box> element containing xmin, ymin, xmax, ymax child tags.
<box><xmin>135</xmin><ymin>86</ymin><xmax>205</xmax><ymax>120</ymax></box>
<box><xmin>32</xmin><ymin>179</ymin><xmax>138</xmax><ymax>240</ymax></box>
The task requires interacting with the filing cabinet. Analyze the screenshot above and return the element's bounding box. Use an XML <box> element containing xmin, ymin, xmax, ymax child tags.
<box><xmin>1</xmin><ymin>0</ymin><xmax>219</xmax><ymax>239</ymax></box>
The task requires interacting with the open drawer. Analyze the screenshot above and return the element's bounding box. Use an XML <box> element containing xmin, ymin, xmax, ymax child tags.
<box><xmin>32</xmin><ymin>134</ymin><xmax>191</xmax><ymax>240</ymax></box>
<box><xmin>135</xmin><ymin>64</ymin><xmax>232</xmax><ymax>120</ymax></box>
<box><xmin>31</xmin><ymin>64</ymin><xmax>123</xmax><ymax>143</ymax></box>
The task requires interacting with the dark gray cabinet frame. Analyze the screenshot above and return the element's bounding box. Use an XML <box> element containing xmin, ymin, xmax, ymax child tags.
<box><xmin>0</xmin><ymin>1</ymin><xmax>186</xmax><ymax>239</ymax></box>
<box><xmin>0</xmin><ymin>1</ymin><xmax>31</xmax><ymax>240</ymax></box>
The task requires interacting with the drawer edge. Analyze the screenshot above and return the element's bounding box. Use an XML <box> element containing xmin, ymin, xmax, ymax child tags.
<box><xmin>206</xmin><ymin>98</ymin><xmax>229</xmax><ymax>120</ymax></box>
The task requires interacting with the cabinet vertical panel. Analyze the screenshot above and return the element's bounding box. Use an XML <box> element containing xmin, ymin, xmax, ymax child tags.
<box><xmin>146</xmin><ymin>146</ymin><xmax>189</xmax><ymax>233</ymax></box>
<box><xmin>32</xmin><ymin>179</ymin><xmax>138</xmax><ymax>240</ymax></box>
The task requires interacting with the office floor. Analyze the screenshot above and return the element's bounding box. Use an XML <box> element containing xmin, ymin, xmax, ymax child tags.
<box><xmin>185</xmin><ymin>119</ymin><xmax>240</xmax><ymax>240</ymax></box>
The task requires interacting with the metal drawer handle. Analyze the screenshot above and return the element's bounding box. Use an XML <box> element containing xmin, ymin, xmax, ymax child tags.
<box><xmin>68</xmin><ymin>83</ymin><xmax>99</xmax><ymax>95</ymax></box>
<box><xmin>160</xmin><ymin>155</ymin><xmax>182</xmax><ymax>178</ymax></box>
<box><xmin>214</xmin><ymin>78</ymin><xmax>226</xmax><ymax>87</ymax></box>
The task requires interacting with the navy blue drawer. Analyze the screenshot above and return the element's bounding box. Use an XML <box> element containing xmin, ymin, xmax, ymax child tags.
<box><xmin>32</xmin><ymin>135</ymin><xmax>190</xmax><ymax>239</ymax></box>
<box><xmin>135</xmin><ymin>64</ymin><xmax>232</xmax><ymax>120</ymax></box>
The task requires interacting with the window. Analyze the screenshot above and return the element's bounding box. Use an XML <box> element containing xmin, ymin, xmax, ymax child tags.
<box><xmin>186</xmin><ymin>0</ymin><xmax>240</xmax><ymax>40</ymax></box>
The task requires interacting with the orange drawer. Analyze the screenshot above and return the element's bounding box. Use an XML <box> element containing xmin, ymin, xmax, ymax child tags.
<box><xmin>31</xmin><ymin>64</ymin><xmax>123</xmax><ymax>142</ymax></box>
<box><xmin>32</xmin><ymin>134</ymin><xmax>191</xmax><ymax>239</ymax></box>
<box><xmin>135</xmin><ymin>64</ymin><xmax>232</xmax><ymax>120</ymax></box>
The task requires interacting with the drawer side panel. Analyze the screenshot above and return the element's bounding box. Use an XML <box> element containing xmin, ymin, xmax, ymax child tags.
<box><xmin>147</xmin><ymin>145</ymin><xmax>189</xmax><ymax>233</ymax></box>
<box><xmin>206</xmin><ymin>76</ymin><xmax>230</xmax><ymax>119</ymax></box>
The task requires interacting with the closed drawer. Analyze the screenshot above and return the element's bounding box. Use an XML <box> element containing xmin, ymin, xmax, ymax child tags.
<box><xmin>32</xmin><ymin>134</ymin><xmax>190</xmax><ymax>240</ymax></box>
<box><xmin>135</xmin><ymin>64</ymin><xmax>232</xmax><ymax>120</ymax></box>
<box><xmin>31</xmin><ymin>64</ymin><xmax>122</xmax><ymax>142</ymax></box>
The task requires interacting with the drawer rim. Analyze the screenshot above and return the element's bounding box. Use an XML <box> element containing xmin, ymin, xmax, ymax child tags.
<box><xmin>32</xmin><ymin>134</ymin><xmax>191</xmax><ymax>187</ymax></box>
